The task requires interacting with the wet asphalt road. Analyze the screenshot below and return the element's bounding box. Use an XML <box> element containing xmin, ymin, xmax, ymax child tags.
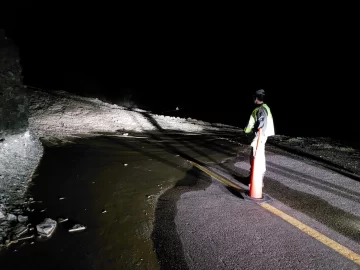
<box><xmin>0</xmin><ymin>132</ymin><xmax>238</xmax><ymax>269</ymax></box>
<box><xmin>0</xmin><ymin>131</ymin><xmax>359</xmax><ymax>269</ymax></box>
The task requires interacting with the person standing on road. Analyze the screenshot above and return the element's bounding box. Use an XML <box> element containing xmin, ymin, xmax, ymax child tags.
<box><xmin>244</xmin><ymin>89</ymin><xmax>275</xmax><ymax>185</ymax></box>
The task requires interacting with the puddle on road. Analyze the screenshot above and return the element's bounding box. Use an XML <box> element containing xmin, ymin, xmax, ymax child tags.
<box><xmin>0</xmin><ymin>134</ymin><xmax>238</xmax><ymax>269</ymax></box>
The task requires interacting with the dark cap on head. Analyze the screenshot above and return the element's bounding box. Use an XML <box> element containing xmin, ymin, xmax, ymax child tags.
<box><xmin>255</xmin><ymin>89</ymin><xmax>265</xmax><ymax>96</ymax></box>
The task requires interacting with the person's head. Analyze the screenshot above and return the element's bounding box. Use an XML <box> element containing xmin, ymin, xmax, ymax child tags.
<box><xmin>252</xmin><ymin>89</ymin><xmax>265</xmax><ymax>104</ymax></box>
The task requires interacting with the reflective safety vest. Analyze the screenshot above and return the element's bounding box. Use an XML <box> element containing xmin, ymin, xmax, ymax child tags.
<box><xmin>244</xmin><ymin>103</ymin><xmax>275</xmax><ymax>137</ymax></box>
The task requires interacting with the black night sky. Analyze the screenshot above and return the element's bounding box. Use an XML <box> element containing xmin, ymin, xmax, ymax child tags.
<box><xmin>1</xmin><ymin>4</ymin><xmax>358</xmax><ymax>139</ymax></box>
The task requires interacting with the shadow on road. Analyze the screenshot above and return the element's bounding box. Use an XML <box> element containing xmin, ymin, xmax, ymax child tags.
<box><xmin>265</xmin><ymin>175</ymin><xmax>360</xmax><ymax>243</ymax></box>
<box><xmin>267</xmin><ymin>161</ymin><xmax>360</xmax><ymax>202</ymax></box>
<box><xmin>151</xmin><ymin>167</ymin><xmax>213</xmax><ymax>270</ymax></box>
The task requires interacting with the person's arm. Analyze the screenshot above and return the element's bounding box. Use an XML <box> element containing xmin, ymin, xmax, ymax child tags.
<box><xmin>244</xmin><ymin>110</ymin><xmax>257</xmax><ymax>134</ymax></box>
<box><xmin>256</xmin><ymin>106</ymin><xmax>267</xmax><ymax>131</ymax></box>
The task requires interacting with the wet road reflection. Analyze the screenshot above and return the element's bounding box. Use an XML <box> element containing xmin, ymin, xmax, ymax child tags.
<box><xmin>0</xmin><ymin>133</ymin><xmax>238</xmax><ymax>269</ymax></box>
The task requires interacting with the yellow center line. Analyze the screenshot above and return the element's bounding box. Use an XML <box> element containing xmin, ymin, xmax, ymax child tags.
<box><xmin>261</xmin><ymin>203</ymin><xmax>360</xmax><ymax>265</ymax></box>
<box><xmin>189</xmin><ymin>160</ymin><xmax>360</xmax><ymax>266</ymax></box>
<box><xmin>189</xmin><ymin>161</ymin><xmax>243</xmax><ymax>192</ymax></box>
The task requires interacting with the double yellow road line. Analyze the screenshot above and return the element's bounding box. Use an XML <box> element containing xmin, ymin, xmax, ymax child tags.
<box><xmin>189</xmin><ymin>160</ymin><xmax>360</xmax><ymax>265</ymax></box>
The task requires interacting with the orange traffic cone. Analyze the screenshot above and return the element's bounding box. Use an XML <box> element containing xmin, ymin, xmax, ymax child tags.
<box><xmin>250</xmin><ymin>128</ymin><xmax>263</xmax><ymax>199</ymax></box>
